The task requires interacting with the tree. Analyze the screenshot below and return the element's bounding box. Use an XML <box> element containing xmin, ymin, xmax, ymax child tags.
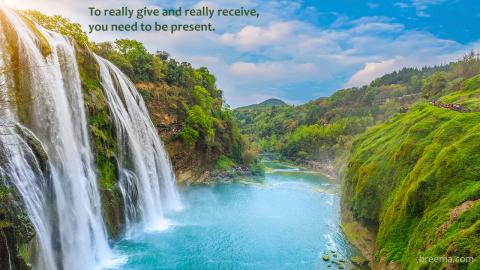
<box><xmin>422</xmin><ymin>72</ymin><xmax>448</xmax><ymax>98</ymax></box>
<box><xmin>114</xmin><ymin>39</ymin><xmax>155</xmax><ymax>82</ymax></box>
<box><xmin>185</xmin><ymin>105</ymin><xmax>215</xmax><ymax>145</ymax></box>
<box><xmin>452</xmin><ymin>50</ymin><xmax>480</xmax><ymax>79</ymax></box>
<box><xmin>192</xmin><ymin>85</ymin><xmax>213</xmax><ymax>111</ymax></box>
<box><xmin>409</xmin><ymin>75</ymin><xmax>423</xmax><ymax>93</ymax></box>
<box><xmin>155</xmin><ymin>51</ymin><xmax>170</xmax><ymax>61</ymax></box>
<box><xmin>22</xmin><ymin>10</ymin><xmax>90</xmax><ymax>46</ymax></box>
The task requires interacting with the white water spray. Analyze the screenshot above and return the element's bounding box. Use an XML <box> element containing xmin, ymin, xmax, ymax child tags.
<box><xmin>95</xmin><ymin>56</ymin><xmax>182</xmax><ymax>231</ymax></box>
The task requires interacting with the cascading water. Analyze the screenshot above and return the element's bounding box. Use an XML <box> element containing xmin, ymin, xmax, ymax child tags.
<box><xmin>0</xmin><ymin>122</ymin><xmax>57</xmax><ymax>270</ymax></box>
<box><xmin>95</xmin><ymin>56</ymin><xmax>182</xmax><ymax>230</ymax></box>
<box><xmin>0</xmin><ymin>5</ymin><xmax>113</xmax><ymax>270</ymax></box>
<box><xmin>0</xmin><ymin>58</ymin><xmax>57</xmax><ymax>269</ymax></box>
<box><xmin>0</xmin><ymin>3</ymin><xmax>182</xmax><ymax>269</ymax></box>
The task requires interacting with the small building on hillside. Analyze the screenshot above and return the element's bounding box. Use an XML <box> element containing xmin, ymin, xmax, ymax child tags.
<box><xmin>429</xmin><ymin>98</ymin><xmax>440</xmax><ymax>105</ymax></box>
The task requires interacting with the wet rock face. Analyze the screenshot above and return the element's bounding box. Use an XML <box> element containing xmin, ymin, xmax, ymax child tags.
<box><xmin>350</xmin><ymin>255</ymin><xmax>369</xmax><ymax>267</ymax></box>
<box><xmin>0</xmin><ymin>127</ymin><xmax>48</xmax><ymax>269</ymax></box>
<box><xmin>14</xmin><ymin>125</ymin><xmax>50</xmax><ymax>174</ymax></box>
<box><xmin>0</xmin><ymin>227</ymin><xmax>31</xmax><ymax>270</ymax></box>
<box><xmin>0</xmin><ymin>185</ymin><xmax>35</xmax><ymax>270</ymax></box>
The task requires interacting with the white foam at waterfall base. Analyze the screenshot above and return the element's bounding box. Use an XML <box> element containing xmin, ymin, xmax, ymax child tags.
<box><xmin>144</xmin><ymin>218</ymin><xmax>174</xmax><ymax>233</ymax></box>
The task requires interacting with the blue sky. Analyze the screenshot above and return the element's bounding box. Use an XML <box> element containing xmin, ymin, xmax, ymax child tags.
<box><xmin>8</xmin><ymin>0</ymin><xmax>480</xmax><ymax>107</ymax></box>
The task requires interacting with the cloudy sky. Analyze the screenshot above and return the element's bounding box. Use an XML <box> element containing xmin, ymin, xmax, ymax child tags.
<box><xmin>5</xmin><ymin>0</ymin><xmax>480</xmax><ymax>107</ymax></box>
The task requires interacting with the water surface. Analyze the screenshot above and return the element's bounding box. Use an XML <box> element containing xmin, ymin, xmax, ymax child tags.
<box><xmin>109</xmin><ymin>161</ymin><xmax>356</xmax><ymax>269</ymax></box>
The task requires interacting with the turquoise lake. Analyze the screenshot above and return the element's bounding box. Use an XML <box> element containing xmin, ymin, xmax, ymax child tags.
<box><xmin>107</xmin><ymin>161</ymin><xmax>357</xmax><ymax>270</ymax></box>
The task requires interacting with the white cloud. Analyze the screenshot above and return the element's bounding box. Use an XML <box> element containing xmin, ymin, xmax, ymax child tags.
<box><xmin>394</xmin><ymin>2</ymin><xmax>409</xmax><ymax>9</ymax></box>
<box><xmin>221</xmin><ymin>22</ymin><xmax>293</xmax><ymax>50</ymax></box>
<box><xmin>393</xmin><ymin>0</ymin><xmax>447</xmax><ymax>17</ymax></box>
<box><xmin>412</xmin><ymin>0</ymin><xmax>446</xmax><ymax>10</ymax></box>
<box><xmin>345</xmin><ymin>43</ymin><xmax>472</xmax><ymax>88</ymax></box>
<box><xmin>346</xmin><ymin>57</ymin><xmax>402</xmax><ymax>87</ymax></box>
<box><xmin>229</xmin><ymin>61</ymin><xmax>317</xmax><ymax>82</ymax></box>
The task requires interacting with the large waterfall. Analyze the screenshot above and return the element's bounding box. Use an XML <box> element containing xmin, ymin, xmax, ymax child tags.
<box><xmin>0</xmin><ymin>4</ymin><xmax>180</xmax><ymax>270</ymax></box>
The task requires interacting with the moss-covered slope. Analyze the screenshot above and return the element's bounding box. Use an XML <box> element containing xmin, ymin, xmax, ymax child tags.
<box><xmin>343</xmin><ymin>77</ymin><xmax>480</xmax><ymax>269</ymax></box>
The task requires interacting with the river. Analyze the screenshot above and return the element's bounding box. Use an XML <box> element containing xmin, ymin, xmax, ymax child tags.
<box><xmin>107</xmin><ymin>160</ymin><xmax>357</xmax><ymax>270</ymax></box>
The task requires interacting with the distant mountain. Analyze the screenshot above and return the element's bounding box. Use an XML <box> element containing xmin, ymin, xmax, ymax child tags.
<box><xmin>236</xmin><ymin>98</ymin><xmax>288</xmax><ymax>110</ymax></box>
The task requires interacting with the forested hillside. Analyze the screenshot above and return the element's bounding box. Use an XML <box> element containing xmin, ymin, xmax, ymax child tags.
<box><xmin>234</xmin><ymin>56</ymin><xmax>477</xmax><ymax>168</ymax></box>
<box><xmin>235</xmin><ymin>98</ymin><xmax>287</xmax><ymax>111</ymax></box>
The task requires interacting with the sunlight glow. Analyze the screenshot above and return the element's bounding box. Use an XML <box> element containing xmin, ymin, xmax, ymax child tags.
<box><xmin>6</xmin><ymin>0</ymin><xmax>36</xmax><ymax>10</ymax></box>
<box><xmin>4</xmin><ymin>0</ymin><xmax>23</xmax><ymax>8</ymax></box>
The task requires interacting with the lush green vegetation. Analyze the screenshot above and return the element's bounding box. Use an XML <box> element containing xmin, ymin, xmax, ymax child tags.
<box><xmin>343</xmin><ymin>68</ymin><xmax>480</xmax><ymax>269</ymax></box>
<box><xmin>422</xmin><ymin>52</ymin><xmax>480</xmax><ymax>99</ymax></box>
<box><xmin>235</xmin><ymin>53</ymin><xmax>480</xmax><ymax>167</ymax></box>
<box><xmin>22</xmin><ymin>10</ymin><xmax>90</xmax><ymax>46</ymax></box>
<box><xmin>234</xmin><ymin>65</ymin><xmax>449</xmax><ymax>163</ymax></box>
<box><xmin>234</xmin><ymin>54</ymin><xmax>480</xmax><ymax>268</ymax></box>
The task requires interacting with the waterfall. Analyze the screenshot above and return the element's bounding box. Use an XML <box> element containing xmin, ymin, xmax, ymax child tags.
<box><xmin>95</xmin><ymin>56</ymin><xmax>182</xmax><ymax>230</ymax></box>
<box><xmin>0</xmin><ymin>5</ymin><xmax>112</xmax><ymax>270</ymax></box>
<box><xmin>0</xmin><ymin>8</ymin><xmax>58</xmax><ymax>270</ymax></box>
<box><xmin>0</xmin><ymin>4</ymin><xmax>182</xmax><ymax>269</ymax></box>
<box><xmin>0</xmin><ymin>121</ymin><xmax>57</xmax><ymax>270</ymax></box>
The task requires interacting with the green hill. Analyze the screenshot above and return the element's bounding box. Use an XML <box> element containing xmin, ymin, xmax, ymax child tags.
<box><xmin>342</xmin><ymin>75</ymin><xmax>480</xmax><ymax>269</ymax></box>
<box><xmin>236</xmin><ymin>98</ymin><xmax>287</xmax><ymax>111</ymax></box>
<box><xmin>233</xmin><ymin>66</ymin><xmax>448</xmax><ymax>163</ymax></box>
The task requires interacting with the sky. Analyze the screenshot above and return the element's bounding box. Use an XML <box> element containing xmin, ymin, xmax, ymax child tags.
<box><xmin>5</xmin><ymin>0</ymin><xmax>480</xmax><ymax>107</ymax></box>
